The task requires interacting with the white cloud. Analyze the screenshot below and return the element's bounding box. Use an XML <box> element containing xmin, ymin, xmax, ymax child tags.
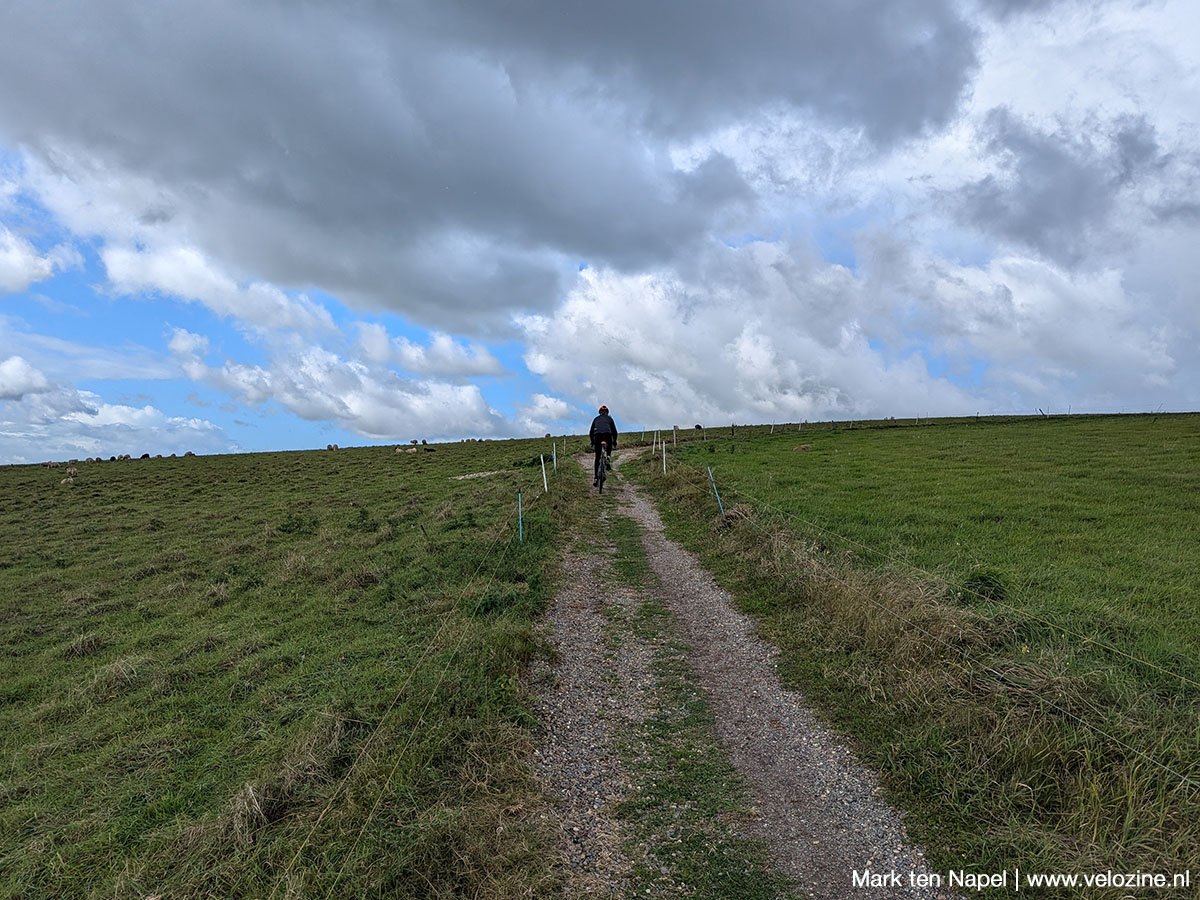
<box><xmin>354</xmin><ymin>323</ymin><xmax>506</xmax><ymax>377</ymax></box>
<box><xmin>167</xmin><ymin>327</ymin><xmax>209</xmax><ymax>357</ymax></box>
<box><xmin>0</xmin><ymin>355</ymin><xmax>50</xmax><ymax>399</ymax></box>
<box><xmin>516</xmin><ymin>392</ymin><xmax>574</xmax><ymax>435</ymax></box>
<box><xmin>521</xmin><ymin>236</ymin><xmax>1188</xmax><ymax>426</ymax></box>
<box><xmin>521</xmin><ymin>249</ymin><xmax>976</xmax><ymax>426</ymax></box>
<box><xmin>0</xmin><ymin>383</ymin><xmax>233</xmax><ymax>462</ymax></box>
<box><xmin>356</xmin><ymin>322</ymin><xmax>392</xmax><ymax>365</ymax></box>
<box><xmin>394</xmin><ymin>332</ymin><xmax>505</xmax><ymax>377</ymax></box>
<box><xmin>0</xmin><ymin>226</ymin><xmax>78</xmax><ymax>293</ymax></box>
<box><xmin>169</xmin><ymin>328</ymin><xmax>513</xmax><ymax>440</ymax></box>
<box><xmin>103</xmin><ymin>244</ymin><xmax>336</xmax><ymax>333</ymax></box>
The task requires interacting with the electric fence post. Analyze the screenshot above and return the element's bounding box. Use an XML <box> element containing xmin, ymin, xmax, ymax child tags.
<box><xmin>707</xmin><ymin>467</ymin><xmax>724</xmax><ymax>516</ymax></box>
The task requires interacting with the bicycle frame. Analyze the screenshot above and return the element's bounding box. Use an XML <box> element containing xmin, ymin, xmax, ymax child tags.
<box><xmin>596</xmin><ymin>441</ymin><xmax>610</xmax><ymax>492</ymax></box>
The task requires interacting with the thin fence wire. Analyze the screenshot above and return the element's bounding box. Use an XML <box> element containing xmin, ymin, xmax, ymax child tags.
<box><xmin>322</xmin><ymin>491</ymin><xmax>545</xmax><ymax>898</ymax></box>
<box><xmin>270</xmin><ymin>483</ymin><xmax>541</xmax><ymax>899</ymax></box>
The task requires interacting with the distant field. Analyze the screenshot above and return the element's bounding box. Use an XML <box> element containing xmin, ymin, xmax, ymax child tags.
<box><xmin>631</xmin><ymin>414</ymin><xmax>1200</xmax><ymax>895</ymax></box>
<box><xmin>0</xmin><ymin>440</ymin><xmax>562</xmax><ymax>899</ymax></box>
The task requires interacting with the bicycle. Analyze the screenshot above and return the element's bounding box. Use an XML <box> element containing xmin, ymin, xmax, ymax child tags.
<box><xmin>595</xmin><ymin>440</ymin><xmax>611</xmax><ymax>493</ymax></box>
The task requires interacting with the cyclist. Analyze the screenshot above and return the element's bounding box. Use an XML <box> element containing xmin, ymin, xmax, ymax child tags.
<box><xmin>589</xmin><ymin>404</ymin><xmax>618</xmax><ymax>487</ymax></box>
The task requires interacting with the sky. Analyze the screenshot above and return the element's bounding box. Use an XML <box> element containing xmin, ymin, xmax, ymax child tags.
<box><xmin>0</xmin><ymin>0</ymin><xmax>1197</xmax><ymax>463</ymax></box>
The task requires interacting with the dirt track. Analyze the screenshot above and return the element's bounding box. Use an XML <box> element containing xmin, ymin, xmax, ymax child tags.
<box><xmin>532</xmin><ymin>450</ymin><xmax>960</xmax><ymax>898</ymax></box>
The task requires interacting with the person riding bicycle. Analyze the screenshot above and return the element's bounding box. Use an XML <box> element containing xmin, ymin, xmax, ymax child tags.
<box><xmin>589</xmin><ymin>404</ymin><xmax>618</xmax><ymax>487</ymax></box>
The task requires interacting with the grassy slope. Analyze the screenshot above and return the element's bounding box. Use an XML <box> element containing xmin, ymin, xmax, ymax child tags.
<box><xmin>0</xmin><ymin>440</ymin><xmax>565</xmax><ymax>899</ymax></box>
<box><xmin>629</xmin><ymin>415</ymin><xmax>1200</xmax><ymax>898</ymax></box>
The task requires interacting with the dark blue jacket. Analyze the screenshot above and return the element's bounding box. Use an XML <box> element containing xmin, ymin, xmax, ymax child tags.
<box><xmin>589</xmin><ymin>413</ymin><xmax>617</xmax><ymax>448</ymax></box>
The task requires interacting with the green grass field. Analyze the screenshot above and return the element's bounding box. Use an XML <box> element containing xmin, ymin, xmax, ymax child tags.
<box><xmin>630</xmin><ymin>414</ymin><xmax>1200</xmax><ymax>897</ymax></box>
<box><xmin>0</xmin><ymin>440</ymin><xmax>564</xmax><ymax>899</ymax></box>
<box><xmin>5</xmin><ymin>417</ymin><xmax>1197</xmax><ymax>899</ymax></box>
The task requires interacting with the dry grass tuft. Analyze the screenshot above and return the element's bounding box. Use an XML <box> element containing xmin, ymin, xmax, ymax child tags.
<box><xmin>131</xmin><ymin>562</ymin><xmax>162</xmax><ymax>581</ymax></box>
<box><xmin>279</xmin><ymin>552</ymin><xmax>312</xmax><ymax>582</ymax></box>
<box><xmin>334</xmin><ymin>565</ymin><xmax>384</xmax><ymax>594</ymax></box>
<box><xmin>718</xmin><ymin>503</ymin><xmax>754</xmax><ymax>528</ymax></box>
<box><xmin>228</xmin><ymin>781</ymin><xmax>278</xmax><ymax>846</ymax></box>
<box><xmin>205</xmin><ymin>582</ymin><xmax>229</xmax><ymax>607</ymax></box>
<box><xmin>82</xmin><ymin>654</ymin><xmax>153</xmax><ymax>701</ymax></box>
<box><xmin>63</xmin><ymin>630</ymin><xmax>106</xmax><ymax>658</ymax></box>
<box><xmin>221</xmin><ymin>708</ymin><xmax>350</xmax><ymax>847</ymax></box>
<box><xmin>63</xmin><ymin>589</ymin><xmax>100</xmax><ymax>610</ymax></box>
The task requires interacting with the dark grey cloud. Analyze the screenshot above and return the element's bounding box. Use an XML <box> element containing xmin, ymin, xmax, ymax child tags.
<box><xmin>954</xmin><ymin>107</ymin><xmax>1188</xmax><ymax>265</ymax></box>
<box><xmin>0</xmin><ymin>0</ymin><xmax>989</xmax><ymax>335</ymax></box>
<box><xmin>416</xmin><ymin>0</ymin><xmax>980</xmax><ymax>143</ymax></box>
<box><xmin>974</xmin><ymin>0</ymin><xmax>1064</xmax><ymax>20</ymax></box>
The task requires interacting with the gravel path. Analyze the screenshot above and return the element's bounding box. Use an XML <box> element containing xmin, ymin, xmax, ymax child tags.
<box><xmin>527</xmin><ymin>516</ymin><xmax>652</xmax><ymax>896</ymax></box>
<box><xmin>531</xmin><ymin>450</ymin><xmax>959</xmax><ymax>898</ymax></box>
<box><xmin>614</xmin><ymin>468</ymin><xmax>960</xmax><ymax>900</ymax></box>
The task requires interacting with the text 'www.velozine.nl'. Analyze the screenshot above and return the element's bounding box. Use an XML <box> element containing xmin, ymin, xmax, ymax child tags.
<box><xmin>852</xmin><ymin>868</ymin><xmax>1192</xmax><ymax>891</ymax></box>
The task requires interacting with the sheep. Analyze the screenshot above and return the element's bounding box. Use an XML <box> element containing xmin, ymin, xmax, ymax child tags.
<box><xmin>184</xmin><ymin>451</ymin><xmax>196</xmax><ymax>457</ymax></box>
<box><xmin>140</xmin><ymin>453</ymin><xmax>150</xmax><ymax>459</ymax></box>
<box><xmin>66</xmin><ymin>467</ymin><xmax>78</xmax><ymax>476</ymax></box>
<box><xmin>60</xmin><ymin>476</ymin><xmax>74</xmax><ymax>484</ymax></box>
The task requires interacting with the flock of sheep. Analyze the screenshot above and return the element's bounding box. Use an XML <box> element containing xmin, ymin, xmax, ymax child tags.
<box><xmin>44</xmin><ymin>451</ymin><xmax>198</xmax><ymax>483</ymax></box>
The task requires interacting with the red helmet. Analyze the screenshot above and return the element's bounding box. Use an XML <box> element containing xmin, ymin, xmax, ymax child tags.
<box><xmin>598</xmin><ymin>404</ymin><xmax>608</xmax><ymax>413</ymax></box>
